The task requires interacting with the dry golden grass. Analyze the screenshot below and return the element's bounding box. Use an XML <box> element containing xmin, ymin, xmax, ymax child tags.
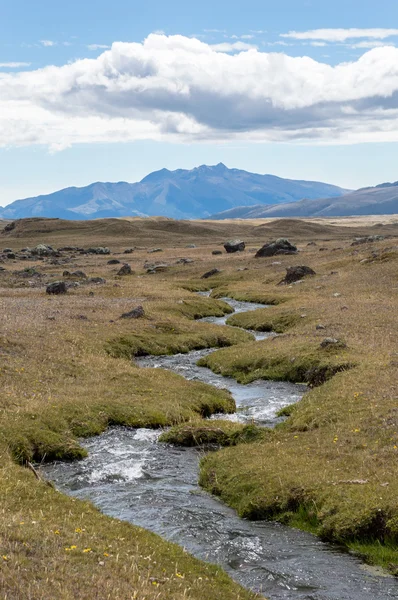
<box><xmin>1</xmin><ymin>215</ymin><xmax>398</xmax><ymax>595</ymax></box>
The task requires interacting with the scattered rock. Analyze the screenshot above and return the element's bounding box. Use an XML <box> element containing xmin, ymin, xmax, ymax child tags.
<box><xmin>224</xmin><ymin>239</ymin><xmax>246</xmax><ymax>253</ymax></box>
<box><xmin>237</xmin><ymin>267</ymin><xmax>249</xmax><ymax>271</ymax></box>
<box><xmin>351</xmin><ymin>235</ymin><xmax>385</xmax><ymax>246</ymax></box>
<box><xmin>87</xmin><ymin>247</ymin><xmax>110</xmax><ymax>255</ymax></box>
<box><xmin>107</xmin><ymin>259</ymin><xmax>121</xmax><ymax>265</ymax></box>
<box><xmin>333</xmin><ymin>293</ymin><xmax>341</xmax><ymax>297</ymax></box>
<box><xmin>316</xmin><ymin>324</ymin><xmax>326</xmax><ymax>330</ymax></box>
<box><xmin>124</xmin><ymin>248</ymin><xmax>134</xmax><ymax>254</ymax></box>
<box><xmin>146</xmin><ymin>263</ymin><xmax>169</xmax><ymax>274</ymax></box>
<box><xmin>185</xmin><ymin>244</ymin><xmax>196</xmax><ymax>249</ymax></box>
<box><xmin>3</xmin><ymin>222</ymin><xmax>15</xmax><ymax>232</ymax></box>
<box><xmin>88</xmin><ymin>277</ymin><xmax>106</xmax><ymax>284</ymax></box>
<box><xmin>318</xmin><ymin>247</ymin><xmax>328</xmax><ymax>252</ymax></box>
<box><xmin>31</xmin><ymin>244</ymin><xmax>58</xmax><ymax>257</ymax></box>
<box><xmin>212</xmin><ymin>250</ymin><xmax>222</xmax><ymax>255</ymax></box>
<box><xmin>70</xmin><ymin>270</ymin><xmax>87</xmax><ymax>279</ymax></box>
<box><xmin>341</xmin><ymin>305</ymin><xmax>349</xmax><ymax>311</ymax></box>
<box><xmin>307</xmin><ymin>241</ymin><xmax>317</xmax><ymax>246</ymax></box>
<box><xmin>201</xmin><ymin>268</ymin><xmax>221</xmax><ymax>279</ymax></box>
<box><xmin>120</xmin><ymin>305</ymin><xmax>145</xmax><ymax>319</ymax></box>
<box><xmin>3</xmin><ymin>248</ymin><xmax>13</xmax><ymax>253</ymax></box>
<box><xmin>117</xmin><ymin>264</ymin><xmax>133</xmax><ymax>276</ymax></box>
<box><xmin>278</xmin><ymin>265</ymin><xmax>316</xmax><ymax>285</ymax></box>
<box><xmin>255</xmin><ymin>238</ymin><xmax>297</xmax><ymax>258</ymax></box>
<box><xmin>6</xmin><ymin>252</ymin><xmax>15</xmax><ymax>260</ymax></box>
<box><xmin>175</xmin><ymin>258</ymin><xmax>194</xmax><ymax>264</ymax></box>
<box><xmin>147</xmin><ymin>248</ymin><xmax>163</xmax><ymax>254</ymax></box>
<box><xmin>320</xmin><ymin>338</ymin><xmax>346</xmax><ymax>349</ymax></box>
<box><xmin>46</xmin><ymin>281</ymin><xmax>67</xmax><ymax>295</ymax></box>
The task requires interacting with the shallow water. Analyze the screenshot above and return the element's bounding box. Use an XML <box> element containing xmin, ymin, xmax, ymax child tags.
<box><xmin>42</xmin><ymin>297</ymin><xmax>398</xmax><ymax>599</ymax></box>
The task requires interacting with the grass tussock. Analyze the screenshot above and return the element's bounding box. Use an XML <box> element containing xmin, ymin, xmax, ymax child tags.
<box><xmin>226</xmin><ymin>306</ymin><xmax>301</xmax><ymax>333</ymax></box>
<box><xmin>160</xmin><ymin>419</ymin><xmax>266</xmax><ymax>447</ymax></box>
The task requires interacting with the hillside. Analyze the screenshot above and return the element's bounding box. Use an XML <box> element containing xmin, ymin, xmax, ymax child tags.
<box><xmin>0</xmin><ymin>164</ymin><xmax>347</xmax><ymax>221</ymax></box>
<box><xmin>211</xmin><ymin>181</ymin><xmax>398</xmax><ymax>219</ymax></box>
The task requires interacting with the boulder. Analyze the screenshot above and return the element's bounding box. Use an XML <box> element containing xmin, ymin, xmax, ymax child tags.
<box><xmin>175</xmin><ymin>258</ymin><xmax>194</xmax><ymax>264</ymax></box>
<box><xmin>117</xmin><ymin>263</ymin><xmax>133</xmax><ymax>276</ymax></box>
<box><xmin>31</xmin><ymin>244</ymin><xmax>57</xmax><ymax>257</ymax></box>
<box><xmin>212</xmin><ymin>250</ymin><xmax>222</xmax><ymax>255</ymax></box>
<box><xmin>6</xmin><ymin>252</ymin><xmax>16</xmax><ymax>260</ymax></box>
<box><xmin>3</xmin><ymin>248</ymin><xmax>13</xmax><ymax>253</ymax></box>
<box><xmin>107</xmin><ymin>259</ymin><xmax>121</xmax><ymax>265</ymax></box>
<box><xmin>120</xmin><ymin>305</ymin><xmax>145</xmax><ymax>319</ymax></box>
<box><xmin>201</xmin><ymin>268</ymin><xmax>221</xmax><ymax>279</ymax></box>
<box><xmin>88</xmin><ymin>277</ymin><xmax>106</xmax><ymax>284</ymax></box>
<box><xmin>124</xmin><ymin>248</ymin><xmax>134</xmax><ymax>254</ymax></box>
<box><xmin>146</xmin><ymin>263</ymin><xmax>169</xmax><ymax>274</ymax></box>
<box><xmin>255</xmin><ymin>238</ymin><xmax>297</xmax><ymax>258</ymax></box>
<box><xmin>46</xmin><ymin>281</ymin><xmax>67</xmax><ymax>295</ymax></box>
<box><xmin>87</xmin><ymin>247</ymin><xmax>110</xmax><ymax>255</ymax></box>
<box><xmin>3</xmin><ymin>222</ymin><xmax>15</xmax><ymax>232</ymax></box>
<box><xmin>278</xmin><ymin>265</ymin><xmax>316</xmax><ymax>285</ymax></box>
<box><xmin>224</xmin><ymin>239</ymin><xmax>246</xmax><ymax>253</ymax></box>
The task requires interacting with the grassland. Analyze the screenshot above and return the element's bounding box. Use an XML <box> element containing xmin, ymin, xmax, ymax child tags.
<box><xmin>1</xmin><ymin>215</ymin><xmax>398</xmax><ymax>596</ymax></box>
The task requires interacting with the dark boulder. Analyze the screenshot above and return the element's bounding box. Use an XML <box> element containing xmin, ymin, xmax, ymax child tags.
<box><xmin>201</xmin><ymin>268</ymin><xmax>221</xmax><ymax>279</ymax></box>
<box><xmin>212</xmin><ymin>250</ymin><xmax>222</xmax><ymax>255</ymax></box>
<box><xmin>224</xmin><ymin>239</ymin><xmax>246</xmax><ymax>253</ymax></box>
<box><xmin>3</xmin><ymin>222</ymin><xmax>16</xmax><ymax>233</ymax></box>
<box><xmin>124</xmin><ymin>248</ymin><xmax>134</xmax><ymax>254</ymax></box>
<box><xmin>120</xmin><ymin>305</ymin><xmax>145</xmax><ymax>319</ymax></box>
<box><xmin>278</xmin><ymin>265</ymin><xmax>316</xmax><ymax>285</ymax></box>
<box><xmin>46</xmin><ymin>281</ymin><xmax>67</xmax><ymax>295</ymax></box>
<box><xmin>117</xmin><ymin>263</ymin><xmax>133</xmax><ymax>276</ymax></box>
<box><xmin>88</xmin><ymin>277</ymin><xmax>106</xmax><ymax>284</ymax></box>
<box><xmin>87</xmin><ymin>247</ymin><xmax>110</xmax><ymax>255</ymax></box>
<box><xmin>255</xmin><ymin>238</ymin><xmax>297</xmax><ymax>258</ymax></box>
<box><xmin>107</xmin><ymin>259</ymin><xmax>121</xmax><ymax>265</ymax></box>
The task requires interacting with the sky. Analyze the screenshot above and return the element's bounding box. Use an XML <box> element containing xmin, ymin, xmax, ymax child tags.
<box><xmin>2</xmin><ymin>0</ymin><xmax>398</xmax><ymax>205</ymax></box>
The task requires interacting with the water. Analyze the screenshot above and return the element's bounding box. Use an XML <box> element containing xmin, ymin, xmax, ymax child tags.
<box><xmin>42</xmin><ymin>296</ymin><xmax>398</xmax><ymax>599</ymax></box>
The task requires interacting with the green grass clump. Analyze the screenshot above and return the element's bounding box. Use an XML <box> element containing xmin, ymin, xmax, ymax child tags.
<box><xmin>160</xmin><ymin>420</ymin><xmax>266</xmax><ymax>447</ymax></box>
<box><xmin>106</xmin><ymin>321</ymin><xmax>253</xmax><ymax>359</ymax></box>
<box><xmin>226</xmin><ymin>307</ymin><xmax>300</xmax><ymax>333</ymax></box>
<box><xmin>210</xmin><ymin>288</ymin><xmax>286</xmax><ymax>305</ymax></box>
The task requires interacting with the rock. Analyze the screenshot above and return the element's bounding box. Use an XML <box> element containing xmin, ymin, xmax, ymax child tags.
<box><xmin>147</xmin><ymin>248</ymin><xmax>163</xmax><ymax>254</ymax></box>
<box><xmin>124</xmin><ymin>248</ymin><xmax>134</xmax><ymax>254</ymax></box>
<box><xmin>146</xmin><ymin>263</ymin><xmax>168</xmax><ymax>274</ymax></box>
<box><xmin>201</xmin><ymin>268</ymin><xmax>221</xmax><ymax>279</ymax></box>
<box><xmin>65</xmin><ymin>270</ymin><xmax>87</xmax><ymax>279</ymax></box>
<box><xmin>117</xmin><ymin>264</ymin><xmax>132</xmax><ymax>276</ymax></box>
<box><xmin>307</xmin><ymin>241</ymin><xmax>317</xmax><ymax>246</ymax></box>
<box><xmin>120</xmin><ymin>305</ymin><xmax>145</xmax><ymax>319</ymax></box>
<box><xmin>278</xmin><ymin>265</ymin><xmax>316</xmax><ymax>285</ymax></box>
<box><xmin>31</xmin><ymin>244</ymin><xmax>57</xmax><ymax>257</ymax></box>
<box><xmin>237</xmin><ymin>267</ymin><xmax>249</xmax><ymax>271</ymax></box>
<box><xmin>46</xmin><ymin>281</ymin><xmax>67</xmax><ymax>295</ymax></box>
<box><xmin>351</xmin><ymin>235</ymin><xmax>385</xmax><ymax>246</ymax></box>
<box><xmin>63</xmin><ymin>270</ymin><xmax>71</xmax><ymax>277</ymax></box>
<box><xmin>3</xmin><ymin>222</ymin><xmax>15</xmax><ymax>232</ymax></box>
<box><xmin>107</xmin><ymin>259</ymin><xmax>121</xmax><ymax>265</ymax></box>
<box><xmin>224</xmin><ymin>239</ymin><xmax>245</xmax><ymax>253</ymax></box>
<box><xmin>212</xmin><ymin>250</ymin><xmax>222</xmax><ymax>255</ymax></box>
<box><xmin>3</xmin><ymin>248</ymin><xmax>13</xmax><ymax>253</ymax></box>
<box><xmin>88</xmin><ymin>277</ymin><xmax>106</xmax><ymax>284</ymax></box>
<box><xmin>175</xmin><ymin>258</ymin><xmax>194</xmax><ymax>264</ymax></box>
<box><xmin>316</xmin><ymin>324</ymin><xmax>326</xmax><ymax>330</ymax></box>
<box><xmin>320</xmin><ymin>338</ymin><xmax>346</xmax><ymax>349</ymax></box>
<box><xmin>6</xmin><ymin>252</ymin><xmax>16</xmax><ymax>260</ymax></box>
<box><xmin>185</xmin><ymin>244</ymin><xmax>196</xmax><ymax>248</ymax></box>
<box><xmin>87</xmin><ymin>247</ymin><xmax>110</xmax><ymax>255</ymax></box>
<box><xmin>58</xmin><ymin>246</ymin><xmax>81</xmax><ymax>252</ymax></box>
<box><xmin>255</xmin><ymin>238</ymin><xmax>297</xmax><ymax>258</ymax></box>
<box><xmin>333</xmin><ymin>293</ymin><xmax>341</xmax><ymax>297</ymax></box>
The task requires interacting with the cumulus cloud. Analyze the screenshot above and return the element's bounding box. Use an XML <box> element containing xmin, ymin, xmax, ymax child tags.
<box><xmin>2</xmin><ymin>33</ymin><xmax>398</xmax><ymax>149</ymax></box>
<box><xmin>281</xmin><ymin>28</ymin><xmax>398</xmax><ymax>42</ymax></box>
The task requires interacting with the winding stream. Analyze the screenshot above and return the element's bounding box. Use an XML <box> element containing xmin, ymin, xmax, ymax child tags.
<box><xmin>42</xmin><ymin>296</ymin><xmax>398</xmax><ymax>599</ymax></box>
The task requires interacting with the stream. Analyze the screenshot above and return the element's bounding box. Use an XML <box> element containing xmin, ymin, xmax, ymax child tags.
<box><xmin>42</xmin><ymin>296</ymin><xmax>398</xmax><ymax>599</ymax></box>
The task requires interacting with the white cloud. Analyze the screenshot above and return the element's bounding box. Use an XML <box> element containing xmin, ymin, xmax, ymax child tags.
<box><xmin>211</xmin><ymin>41</ymin><xmax>258</xmax><ymax>52</ymax></box>
<box><xmin>87</xmin><ymin>44</ymin><xmax>111</xmax><ymax>50</ymax></box>
<box><xmin>2</xmin><ymin>34</ymin><xmax>398</xmax><ymax>149</ymax></box>
<box><xmin>0</xmin><ymin>62</ymin><xmax>31</xmax><ymax>68</ymax></box>
<box><xmin>40</xmin><ymin>40</ymin><xmax>56</xmax><ymax>47</ymax></box>
<box><xmin>348</xmin><ymin>40</ymin><xmax>395</xmax><ymax>49</ymax></box>
<box><xmin>281</xmin><ymin>28</ymin><xmax>398</xmax><ymax>42</ymax></box>
<box><xmin>240</xmin><ymin>34</ymin><xmax>255</xmax><ymax>40</ymax></box>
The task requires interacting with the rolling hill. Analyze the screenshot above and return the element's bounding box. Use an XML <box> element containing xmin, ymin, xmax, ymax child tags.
<box><xmin>211</xmin><ymin>181</ymin><xmax>398</xmax><ymax>219</ymax></box>
<box><xmin>0</xmin><ymin>163</ymin><xmax>347</xmax><ymax>221</ymax></box>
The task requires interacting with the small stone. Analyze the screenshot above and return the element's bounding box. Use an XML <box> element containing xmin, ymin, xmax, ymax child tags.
<box><xmin>212</xmin><ymin>250</ymin><xmax>222</xmax><ymax>255</ymax></box>
<box><xmin>87</xmin><ymin>247</ymin><xmax>110</xmax><ymax>255</ymax></box>
<box><xmin>147</xmin><ymin>248</ymin><xmax>163</xmax><ymax>254</ymax></box>
<box><xmin>107</xmin><ymin>259</ymin><xmax>121</xmax><ymax>265</ymax></box>
<box><xmin>124</xmin><ymin>248</ymin><xmax>134</xmax><ymax>254</ymax></box>
<box><xmin>175</xmin><ymin>258</ymin><xmax>194</xmax><ymax>264</ymax></box>
<box><xmin>88</xmin><ymin>277</ymin><xmax>106</xmax><ymax>284</ymax></box>
<box><xmin>316</xmin><ymin>324</ymin><xmax>326</xmax><ymax>330</ymax></box>
<box><xmin>333</xmin><ymin>293</ymin><xmax>341</xmax><ymax>297</ymax></box>
<box><xmin>320</xmin><ymin>338</ymin><xmax>346</xmax><ymax>349</ymax></box>
<box><xmin>120</xmin><ymin>305</ymin><xmax>145</xmax><ymax>319</ymax></box>
<box><xmin>201</xmin><ymin>268</ymin><xmax>221</xmax><ymax>279</ymax></box>
<box><xmin>185</xmin><ymin>244</ymin><xmax>196</xmax><ymax>249</ymax></box>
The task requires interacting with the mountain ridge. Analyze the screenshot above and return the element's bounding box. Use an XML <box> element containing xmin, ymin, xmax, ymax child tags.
<box><xmin>0</xmin><ymin>163</ymin><xmax>348</xmax><ymax>221</ymax></box>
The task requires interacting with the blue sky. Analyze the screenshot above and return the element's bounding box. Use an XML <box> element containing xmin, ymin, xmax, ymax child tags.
<box><xmin>2</xmin><ymin>0</ymin><xmax>398</xmax><ymax>205</ymax></box>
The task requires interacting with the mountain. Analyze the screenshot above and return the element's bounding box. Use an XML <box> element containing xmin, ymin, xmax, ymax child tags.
<box><xmin>0</xmin><ymin>163</ymin><xmax>347</xmax><ymax>221</ymax></box>
<box><xmin>210</xmin><ymin>181</ymin><xmax>398</xmax><ymax>219</ymax></box>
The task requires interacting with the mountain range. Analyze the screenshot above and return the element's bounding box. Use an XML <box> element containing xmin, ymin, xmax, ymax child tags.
<box><xmin>211</xmin><ymin>182</ymin><xmax>398</xmax><ymax>219</ymax></box>
<box><xmin>0</xmin><ymin>163</ymin><xmax>347</xmax><ymax>221</ymax></box>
